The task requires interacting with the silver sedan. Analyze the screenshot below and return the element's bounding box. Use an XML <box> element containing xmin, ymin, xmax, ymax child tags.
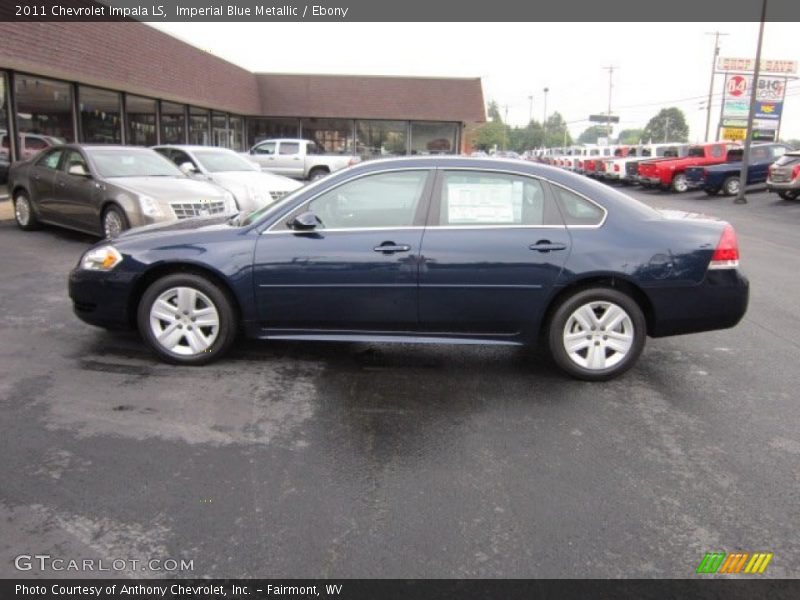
<box><xmin>9</xmin><ymin>145</ymin><xmax>237</xmax><ymax>238</ymax></box>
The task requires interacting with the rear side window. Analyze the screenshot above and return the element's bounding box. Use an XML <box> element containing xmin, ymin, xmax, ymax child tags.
<box><xmin>36</xmin><ymin>149</ymin><xmax>63</xmax><ymax>170</ymax></box>
<box><xmin>279</xmin><ymin>142</ymin><xmax>300</xmax><ymax>155</ymax></box>
<box><xmin>438</xmin><ymin>171</ymin><xmax>557</xmax><ymax>227</ymax></box>
<box><xmin>552</xmin><ymin>185</ymin><xmax>606</xmax><ymax>226</ymax></box>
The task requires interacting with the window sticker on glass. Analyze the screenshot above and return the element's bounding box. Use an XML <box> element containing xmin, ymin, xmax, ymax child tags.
<box><xmin>447</xmin><ymin>181</ymin><xmax>523</xmax><ymax>224</ymax></box>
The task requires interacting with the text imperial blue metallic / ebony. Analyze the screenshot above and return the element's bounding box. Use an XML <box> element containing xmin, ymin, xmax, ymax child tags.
<box><xmin>68</xmin><ymin>156</ymin><xmax>749</xmax><ymax>380</ymax></box>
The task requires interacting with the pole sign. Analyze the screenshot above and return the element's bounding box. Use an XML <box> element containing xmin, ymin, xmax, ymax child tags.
<box><xmin>720</xmin><ymin>74</ymin><xmax>786</xmax><ymax>139</ymax></box>
<box><xmin>717</xmin><ymin>57</ymin><xmax>797</xmax><ymax>74</ymax></box>
<box><xmin>589</xmin><ymin>115</ymin><xmax>619</xmax><ymax>123</ymax></box>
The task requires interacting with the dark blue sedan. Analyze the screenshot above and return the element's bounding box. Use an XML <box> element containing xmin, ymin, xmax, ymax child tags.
<box><xmin>68</xmin><ymin>157</ymin><xmax>749</xmax><ymax>380</ymax></box>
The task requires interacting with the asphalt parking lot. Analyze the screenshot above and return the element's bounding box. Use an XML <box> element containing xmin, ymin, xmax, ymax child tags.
<box><xmin>1</xmin><ymin>184</ymin><xmax>799</xmax><ymax>579</ymax></box>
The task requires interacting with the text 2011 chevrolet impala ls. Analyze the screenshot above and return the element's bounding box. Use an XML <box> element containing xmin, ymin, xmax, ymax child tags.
<box><xmin>68</xmin><ymin>157</ymin><xmax>749</xmax><ymax>380</ymax></box>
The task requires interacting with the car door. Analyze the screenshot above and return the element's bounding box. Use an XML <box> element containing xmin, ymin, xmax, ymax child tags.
<box><xmin>249</xmin><ymin>141</ymin><xmax>277</xmax><ymax>171</ymax></box>
<box><xmin>54</xmin><ymin>148</ymin><xmax>100</xmax><ymax>230</ymax></box>
<box><xmin>27</xmin><ymin>148</ymin><xmax>65</xmax><ymax>219</ymax></box>
<box><xmin>418</xmin><ymin>169</ymin><xmax>572</xmax><ymax>338</ymax></box>
<box><xmin>252</xmin><ymin>168</ymin><xmax>434</xmax><ymax>333</ymax></box>
<box><xmin>272</xmin><ymin>141</ymin><xmax>304</xmax><ymax>178</ymax></box>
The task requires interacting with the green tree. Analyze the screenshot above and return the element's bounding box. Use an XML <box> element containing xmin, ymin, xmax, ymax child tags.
<box><xmin>577</xmin><ymin>125</ymin><xmax>608</xmax><ymax>145</ymax></box>
<box><xmin>616</xmin><ymin>128</ymin><xmax>645</xmax><ymax>145</ymax></box>
<box><xmin>643</xmin><ymin>108</ymin><xmax>689</xmax><ymax>143</ymax></box>
<box><xmin>487</xmin><ymin>100</ymin><xmax>503</xmax><ymax>122</ymax></box>
<box><xmin>543</xmin><ymin>112</ymin><xmax>572</xmax><ymax>148</ymax></box>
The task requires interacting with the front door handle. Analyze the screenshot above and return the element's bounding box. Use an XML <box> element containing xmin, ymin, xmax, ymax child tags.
<box><xmin>374</xmin><ymin>242</ymin><xmax>411</xmax><ymax>254</ymax></box>
<box><xmin>529</xmin><ymin>240</ymin><xmax>568</xmax><ymax>252</ymax></box>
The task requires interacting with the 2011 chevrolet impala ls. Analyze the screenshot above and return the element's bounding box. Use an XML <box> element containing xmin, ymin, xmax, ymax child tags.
<box><xmin>68</xmin><ymin>157</ymin><xmax>749</xmax><ymax>380</ymax></box>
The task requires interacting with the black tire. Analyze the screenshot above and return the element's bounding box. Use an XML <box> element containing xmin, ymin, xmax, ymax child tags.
<box><xmin>671</xmin><ymin>173</ymin><xmax>689</xmax><ymax>193</ymax></box>
<box><xmin>13</xmin><ymin>190</ymin><xmax>41</xmax><ymax>231</ymax></box>
<box><xmin>547</xmin><ymin>287</ymin><xmax>646</xmax><ymax>381</ymax></box>
<box><xmin>308</xmin><ymin>168</ymin><xmax>330</xmax><ymax>182</ymax></box>
<box><xmin>778</xmin><ymin>190</ymin><xmax>798</xmax><ymax>201</ymax></box>
<box><xmin>137</xmin><ymin>273</ymin><xmax>237</xmax><ymax>365</ymax></box>
<box><xmin>721</xmin><ymin>176</ymin><xmax>740</xmax><ymax>197</ymax></box>
<box><xmin>102</xmin><ymin>204</ymin><xmax>130</xmax><ymax>238</ymax></box>
<box><xmin>704</xmin><ymin>187</ymin><xmax>720</xmax><ymax>196</ymax></box>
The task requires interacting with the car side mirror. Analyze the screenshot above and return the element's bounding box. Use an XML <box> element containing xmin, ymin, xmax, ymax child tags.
<box><xmin>68</xmin><ymin>164</ymin><xmax>90</xmax><ymax>177</ymax></box>
<box><xmin>178</xmin><ymin>162</ymin><xmax>198</xmax><ymax>175</ymax></box>
<box><xmin>289</xmin><ymin>211</ymin><xmax>321</xmax><ymax>230</ymax></box>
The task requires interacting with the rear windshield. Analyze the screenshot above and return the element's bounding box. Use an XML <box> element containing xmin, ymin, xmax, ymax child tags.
<box><xmin>774</xmin><ymin>153</ymin><xmax>800</xmax><ymax>167</ymax></box>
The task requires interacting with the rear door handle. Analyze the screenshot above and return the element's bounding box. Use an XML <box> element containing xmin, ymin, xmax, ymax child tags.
<box><xmin>529</xmin><ymin>240</ymin><xmax>568</xmax><ymax>252</ymax></box>
<box><xmin>374</xmin><ymin>243</ymin><xmax>411</xmax><ymax>254</ymax></box>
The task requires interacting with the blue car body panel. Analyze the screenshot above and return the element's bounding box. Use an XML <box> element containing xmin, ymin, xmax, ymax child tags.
<box><xmin>68</xmin><ymin>157</ymin><xmax>749</xmax><ymax>345</ymax></box>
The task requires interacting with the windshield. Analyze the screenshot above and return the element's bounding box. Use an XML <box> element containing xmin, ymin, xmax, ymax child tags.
<box><xmin>193</xmin><ymin>150</ymin><xmax>258</xmax><ymax>173</ymax></box>
<box><xmin>89</xmin><ymin>149</ymin><xmax>183</xmax><ymax>178</ymax></box>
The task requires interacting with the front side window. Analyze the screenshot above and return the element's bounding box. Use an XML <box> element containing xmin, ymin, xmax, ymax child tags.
<box><xmin>298</xmin><ymin>170</ymin><xmax>429</xmax><ymax>230</ymax></box>
<box><xmin>62</xmin><ymin>149</ymin><xmax>89</xmax><ymax>175</ymax></box>
<box><xmin>552</xmin><ymin>185</ymin><xmax>606</xmax><ymax>226</ymax></box>
<box><xmin>254</xmin><ymin>141</ymin><xmax>276</xmax><ymax>155</ymax></box>
<box><xmin>438</xmin><ymin>171</ymin><xmax>551</xmax><ymax>227</ymax></box>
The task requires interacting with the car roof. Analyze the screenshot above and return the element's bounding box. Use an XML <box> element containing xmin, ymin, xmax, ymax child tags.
<box><xmin>153</xmin><ymin>145</ymin><xmax>235</xmax><ymax>151</ymax></box>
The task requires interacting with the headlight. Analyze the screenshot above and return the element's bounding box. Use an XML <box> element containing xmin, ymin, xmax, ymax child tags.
<box><xmin>223</xmin><ymin>191</ymin><xmax>238</xmax><ymax>212</ymax></box>
<box><xmin>139</xmin><ymin>195</ymin><xmax>163</xmax><ymax>217</ymax></box>
<box><xmin>81</xmin><ymin>245</ymin><xmax>123</xmax><ymax>271</ymax></box>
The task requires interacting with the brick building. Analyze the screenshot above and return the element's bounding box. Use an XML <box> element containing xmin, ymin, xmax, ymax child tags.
<box><xmin>0</xmin><ymin>22</ymin><xmax>485</xmax><ymax>163</ymax></box>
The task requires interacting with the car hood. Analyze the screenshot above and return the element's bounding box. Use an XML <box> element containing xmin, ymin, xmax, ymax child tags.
<box><xmin>115</xmin><ymin>214</ymin><xmax>234</xmax><ymax>242</ymax></box>
<box><xmin>109</xmin><ymin>176</ymin><xmax>227</xmax><ymax>200</ymax></box>
<box><xmin>210</xmin><ymin>170</ymin><xmax>302</xmax><ymax>192</ymax></box>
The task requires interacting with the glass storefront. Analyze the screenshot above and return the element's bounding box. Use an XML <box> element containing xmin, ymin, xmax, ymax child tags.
<box><xmin>300</xmin><ymin>118</ymin><xmax>355</xmax><ymax>154</ymax></box>
<box><xmin>1</xmin><ymin>72</ymin><xmax>9</xmax><ymax>167</ymax></box>
<box><xmin>247</xmin><ymin>117</ymin><xmax>299</xmax><ymax>146</ymax></box>
<box><xmin>212</xmin><ymin>112</ymin><xmax>227</xmax><ymax>147</ymax></box>
<box><xmin>410</xmin><ymin>121</ymin><xmax>458</xmax><ymax>155</ymax></box>
<box><xmin>14</xmin><ymin>75</ymin><xmax>74</xmax><ymax>159</ymax></box>
<box><xmin>125</xmin><ymin>95</ymin><xmax>157</xmax><ymax>146</ymax></box>
<box><xmin>78</xmin><ymin>86</ymin><xmax>121</xmax><ymax>144</ymax></box>
<box><xmin>229</xmin><ymin>115</ymin><xmax>244</xmax><ymax>151</ymax></box>
<box><xmin>161</xmin><ymin>101</ymin><xmax>185</xmax><ymax>144</ymax></box>
<box><xmin>189</xmin><ymin>106</ymin><xmax>210</xmax><ymax>145</ymax></box>
<box><xmin>356</xmin><ymin>120</ymin><xmax>407</xmax><ymax>158</ymax></box>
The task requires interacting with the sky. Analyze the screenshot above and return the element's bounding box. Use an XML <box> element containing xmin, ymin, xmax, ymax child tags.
<box><xmin>150</xmin><ymin>21</ymin><xmax>800</xmax><ymax>141</ymax></box>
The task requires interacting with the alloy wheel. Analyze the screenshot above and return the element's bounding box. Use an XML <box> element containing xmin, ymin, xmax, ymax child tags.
<box><xmin>148</xmin><ymin>287</ymin><xmax>220</xmax><ymax>356</ymax></box>
<box><xmin>15</xmin><ymin>195</ymin><xmax>31</xmax><ymax>226</ymax></box>
<box><xmin>104</xmin><ymin>210</ymin><xmax>124</xmax><ymax>238</ymax></box>
<box><xmin>562</xmin><ymin>301</ymin><xmax>635</xmax><ymax>371</ymax></box>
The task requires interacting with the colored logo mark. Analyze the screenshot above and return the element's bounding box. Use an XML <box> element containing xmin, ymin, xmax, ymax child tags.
<box><xmin>696</xmin><ymin>552</ymin><xmax>773</xmax><ymax>574</ymax></box>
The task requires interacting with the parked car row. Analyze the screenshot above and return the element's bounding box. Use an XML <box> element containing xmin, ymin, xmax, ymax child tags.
<box><xmin>8</xmin><ymin>144</ymin><xmax>302</xmax><ymax>238</ymax></box>
<box><xmin>535</xmin><ymin>141</ymin><xmax>797</xmax><ymax>198</ymax></box>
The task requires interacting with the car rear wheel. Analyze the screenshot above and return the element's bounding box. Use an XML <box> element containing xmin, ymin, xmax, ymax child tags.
<box><xmin>14</xmin><ymin>192</ymin><xmax>41</xmax><ymax>231</ymax></box>
<box><xmin>778</xmin><ymin>190</ymin><xmax>798</xmax><ymax>201</ymax></box>
<box><xmin>722</xmin><ymin>177</ymin><xmax>740</xmax><ymax>196</ymax></box>
<box><xmin>308</xmin><ymin>168</ymin><xmax>330</xmax><ymax>182</ymax></box>
<box><xmin>547</xmin><ymin>288</ymin><xmax>646</xmax><ymax>381</ymax></box>
<box><xmin>671</xmin><ymin>173</ymin><xmax>689</xmax><ymax>193</ymax></box>
<box><xmin>137</xmin><ymin>273</ymin><xmax>237</xmax><ymax>365</ymax></box>
<box><xmin>102</xmin><ymin>205</ymin><xmax>129</xmax><ymax>238</ymax></box>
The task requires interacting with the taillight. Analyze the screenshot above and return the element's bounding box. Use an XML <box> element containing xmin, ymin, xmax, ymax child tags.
<box><xmin>792</xmin><ymin>164</ymin><xmax>800</xmax><ymax>180</ymax></box>
<box><xmin>614</xmin><ymin>164</ymin><xmax>620</xmax><ymax>172</ymax></box>
<box><xmin>708</xmin><ymin>224</ymin><xmax>739</xmax><ymax>270</ymax></box>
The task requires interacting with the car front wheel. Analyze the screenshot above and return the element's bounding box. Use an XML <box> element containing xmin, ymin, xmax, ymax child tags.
<box><xmin>722</xmin><ymin>176</ymin><xmax>740</xmax><ymax>196</ymax></box>
<box><xmin>14</xmin><ymin>192</ymin><xmax>41</xmax><ymax>231</ymax></box>
<box><xmin>548</xmin><ymin>288</ymin><xmax>646</xmax><ymax>381</ymax></box>
<box><xmin>102</xmin><ymin>205</ymin><xmax>129</xmax><ymax>238</ymax></box>
<box><xmin>137</xmin><ymin>273</ymin><xmax>237</xmax><ymax>365</ymax></box>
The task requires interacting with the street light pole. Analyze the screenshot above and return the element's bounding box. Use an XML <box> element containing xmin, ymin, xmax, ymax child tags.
<box><xmin>542</xmin><ymin>87</ymin><xmax>549</xmax><ymax>148</ymax></box>
<box><xmin>704</xmin><ymin>31</ymin><xmax>728</xmax><ymax>142</ymax></box>
<box><xmin>734</xmin><ymin>0</ymin><xmax>768</xmax><ymax>205</ymax></box>
<box><xmin>528</xmin><ymin>95</ymin><xmax>533</xmax><ymax>125</ymax></box>
<box><xmin>603</xmin><ymin>66</ymin><xmax>616</xmax><ymax>139</ymax></box>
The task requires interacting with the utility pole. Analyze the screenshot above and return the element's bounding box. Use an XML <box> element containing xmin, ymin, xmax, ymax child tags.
<box><xmin>603</xmin><ymin>66</ymin><xmax>616</xmax><ymax>140</ymax></box>
<box><xmin>542</xmin><ymin>87</ymin><xmax>549</xmax><ymax>148</ymax></box>
<box><xmin>704</xmin><ymin>31</ymin><xmax>729</xmax><ymax>142</ymax></box>
<box><xmin>664</xmin><ymin>116</ymin><xmax>671</xmax><ymax>143</ymax></box>
<box><xmin>503</xmin><ymin>104</ymin><xmax>509</xmax><ymax>150</ymax></box>
<box><xmin>528</xmin><ymin>95</ymin><xmax>533</xmax><ymax>125</ymax></box>
<box><xmin>735</xmin><ymin>0</ymin><xmax>768</xmax><ymax>204</ymax></box>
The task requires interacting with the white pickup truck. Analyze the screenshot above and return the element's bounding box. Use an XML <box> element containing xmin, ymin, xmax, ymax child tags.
<box><xmin>243</xmin><ymin>138</ymin><xmax>359</xmax><ymax>181</ymax></box>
